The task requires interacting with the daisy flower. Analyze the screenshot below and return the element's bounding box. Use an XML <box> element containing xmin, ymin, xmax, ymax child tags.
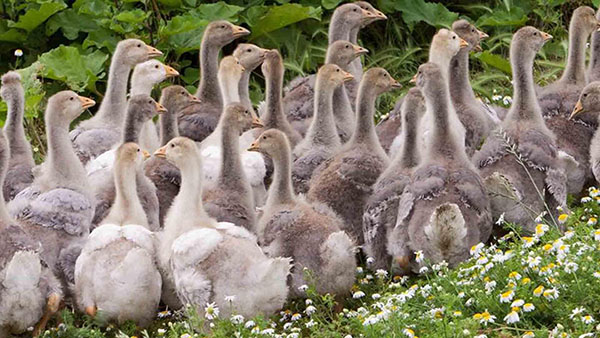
<box><xmin>523</xmin><ymin>332</ymin><xmax>535</xmax><ymax>338</ymax></box>
<box><xmin>504</xmin><ymin>309</ymin><xmax>520</xmax><ymax>324</ymax></box>
<box><xmin>499</xmin><ymin>290</ymin><xmax>514</xmax><ymax>303</ymax></box>
<box><xmin>14</xmin><ymin>49</ymin><xmax>23</xmax><ymax>57</ymax></box>
<box><xmin>470</xmin><ymin>243</ymin><xmax>485</xmax><ymax>256</ymax></box>
<box><xmin>353</xmin><ymin>291</ymin><xmax>365</xmax><ymax>299</ymax></box>
<box><xmin>415</xmin><ymin>251</ymin><xmax>424</xmax><ymax>264</ymax></box>
<box><xmin>204</xmin><ymin>302</ymin><xmax>219</xmax><ymax>320</ymax></box>
<box><xmin>511</xmin><ymin>299</ymin><xmax>524</xmax><ymax>307</ymax></box>
<box><xmin>478</xmin><ymin>310</ymin><xmax>496</xmax><ymax>325</ymax></box>
<box><xmin>570</xmin><ymin>307</ymin><xmax>585</xmax><ymax>319</ymax></box>
<box><xmin>533</xmin><ymin>285</ymin><xmax>544</xmax><ymax>297</ymax></box>
<box><xmin>543</xmin><ymin>288</ymin><xmax>559</xmax><ymax>300</ymax></box>
<box><xmin>582</xmin><ymin>315</ymin><xmax>595</xmax><ymax>324</ymax></box>
<box><xmin>523</xmin><ymin>303</ymin><xmax>535</xmax><ymax>312</ymax></box>
<box><xmin>402</xmin><ymin>328</ymin><xmax>415</xmax><ymax>337</ymax></box>
<box><xmin>558</xmin><ymin>213</ymin><xmax>568</xmax><ymax>224</ymax></box>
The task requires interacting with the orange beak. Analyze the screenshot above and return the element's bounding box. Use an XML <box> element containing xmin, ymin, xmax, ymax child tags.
<box><xmin>354</xmin><ymin>46</ymin><xmax>369</xmax><ymax>56</ymax></box>
<box><xmin>473</xmin><ymin>44</ymin><xmax>483</xmax><ymax>52</ymax></box>
<box><xmin>232</xmin><ymin>24</ymin><xmax>250</xmax><ymax>38</ymax></box>
<box><xmin>252</xmin><ymin>117</ymin><xmax>264</xmax><ymax>128</ymax></box>
<box><xmin>410</xmin><ymin>74</ymin><xmax>417</xmax><ymax>84</ymax></box>
<box><xmin>147</xmin><ymin>45</ymin><xmax>163</xmax><ymax>58</ymax></box>
<box><xmin>189</xmin><ymin>93</ymin><xmax>201</xmax><ymax>103</ymax></box>
<box><xmin>391</xmin><ymin>79</ymin><xmax>402</xmax><ymax>89</ymax></box>
<box><xmin>78</xmin><ymin>96</ymin><xmax>96</xmax><ymax>109</ymax></box>
<box><xmin>459</xmin><ymin>38</ymin><xmax>469</xmax><ymax>48</ymax></box>
<box><xmin>154</xmin><ymin>146</ymin><xmax>167</xmax><ymax>158</ymax></box>
<box><xmin>155</xmin><ymin>102</ymin><xmax>167</xmax><ymax>114</ymax></box>
<box><xmin>478</xmin><ymin>29</ymin><xmax>489</xmax><ymax>40</ymax></box>
<box><xmin>142</xmin><ymin>150</ymin><xmax>151</xmax><ymax>160</ymax></box>
<box><xmin>343</xmin><ymin>71</ymin><xmax>354</xmax><ymax>82</ymax></box>
<box><xmin>373</xmin><ymin>9</ymin><xmax>387</xmax><ymax>20</ymax></box>
<box><xmin>569</xmin><ymin>100</ymin><xmax>584</xmax><ymax>120</ymax></box>
<box><xmin>164</xmin><ymin>65</ymin><xmax>179</xmax><ymax>78</ymax></box>
<box><xmin>247</xmin><ymin>141</ymin><xmax>260</xmax><ymax>152</ymax></box>
<box><xmin>541</xmin><ymin>31</ymin><xmax>553</xmax><ymax>42</ymax></box>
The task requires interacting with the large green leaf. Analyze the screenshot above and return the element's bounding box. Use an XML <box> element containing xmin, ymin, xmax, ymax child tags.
<box><xmin>386</xmin><ymin>0</ymin><xmax>458</xmax><ymax>29</ymax></box>
<box><xmin>73</xmin><ymin>0</ymin><xmax>112</xmax><ymax>17</ymax></box>
<box><xmin>115</xmin><ymin>9</ymin><xmax>148</xmax><ymax>24</ymax></box>
<box><xmin>83</xmin><ymin>27</ymin><xmax>121</xmax><ymax>53</ymax></box>
<box><xmin>9</xmin><ymin>2</ymin><xmax>67</xmax><ymax>32</ymax></box>
<box><xmin>249</xmin><ymin>4</ymin><xmax>322</xmax><ymax>39</ymax></box>
<box><xmin>0</xmin><ymin>21</ymin><xmax>26</xmax><ymax>42</ymax></box>
<box><xmin>476</xmin><ymin>6</ymin><xmax>528</xmax><ymax>27</ymax></box>
<box><xmin>321</xmin><ymin>0</ymin><xmax>342</xmax><ymax>10</ymax></box>
<box><xmin>38</xmin><ymin>46</ymin><xmax>108</xmax><ymax>91</ymax></box>
<box><xmin>475</xmin><ymin>51</ymin><xmax>512</xmax><ymax>75</ymax></box>
<box><xmin>189</xmin><ymin>2</ymin><xmax>244</xmax><ymax>22</ymax></box>
<box><xmin>45</xmin><ymin>9</ymin><xmax>99</xmax><ymax>40</ymax></box>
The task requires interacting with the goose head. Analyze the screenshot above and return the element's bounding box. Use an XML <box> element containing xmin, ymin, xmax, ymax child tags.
<box><xmin>569</xmin><ymin>81</ymin><xmax>600</xmax><ymax>120</ymax></box>
<box><xmin>413</xmin><ymin>62</ymin><xmax>444</xmax><ymax>93</ymax></box>
<box><xmin>335</xmin><ymin>3</ymin><xmax>374</xmax><ymax>28</ymax></box>
<box><xmin>452</xmin><ymin>19</ymin><xmax>488</xmax><ymax>52</ymax></box>
<box><xmin>572</xmin><ymin>6</ymin><xmax>600</xmax><ymax>35</ymax></box>
<box><xmin>118</xmin><ymin>39</ymin><xmax>163</xmax><ymax>66</ymax></box>
<box><xmin>133</xmin><ymin>60</ymin><xmax>179</xmax><ymax>86</ymax></box>
<box><xmin>354</xmin><ymin>1</ymin><xmax>387</xmax><ymax>26</ymax></box>
<box><xmin>247</xmin><ymin>129</ymin><xmax>288</xmax><ymax>157</ymax></box>
<box><xmin>116</xmin><ymin>142</ymin><xmax>147</xmax><ymax>170</ymax></box>
<box><xmin>362</xmin><ymin>67</ymin><xmax>402</xmax><ymax>95</ymax></box>
<box><xmin>261</xmin><ymin>49</ymin><xmax>284</xmax><ymax>78</ymax></box>
<box><xmin>327</xmin><ymin>40</ymin><xmax>369</xmax><ymax>68</ymax></box>
<box><xmin>234</xmin><ymin>43</ymin><xmax>269</xmax><ymax>72</ymax></box>
<box><xmin>0</xmin><ymin>71</ymin><xmax>23</xmax><ymax>103</ymax></box>
<box><xmin>160</xmin><ymin>85</ymin><xmax>201</xmax><ymax>111</ymax></box>
<box><xmin>219</xmin><ymin>56</ymin><xmax>246</xmax><ymax>84</ymax></box>
<box><xmin>511</xmin><ymin>26</ymin><xmax>552</xmax><ymax>59</ymax></box>
<box><xmin>128</xmin><ymin>94</ymin><xmax>166</xmax><ymax>124</ymax></box>
<box><xmin>431</xmin><ymin>29</ymin><xmax>469</xmax><ymax>60</ymax></box>
<box><xmin>155</xmin><ymin>136</ymin><xmax>199</xmax><ymax>168</ymax></box>
<box><xmin>47</xmin><ymin>91</ymin><xmax>95</xmax><ymax>122</ymax></box>
<box><xmin>319</xmin><ymin>63</ymin><xmax>355</xmax><ymax>89</ymax></box>
<box><xmin>223</xmin><ymin>102</ymin><xmax>263</xmax><ymax>133</ymax></box>
<box><xmin>205</xmin><ymin>20</ymin><xmax>250</xmax><ymax>47</ymax></box>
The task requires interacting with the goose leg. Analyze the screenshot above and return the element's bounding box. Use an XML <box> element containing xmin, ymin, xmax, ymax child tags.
<box><xmin>32</xmin><ymin>292</ymin><xmax>61</xmax><ymax>337</ymax></box>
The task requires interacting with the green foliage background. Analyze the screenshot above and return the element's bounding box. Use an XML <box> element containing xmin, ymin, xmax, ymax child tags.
<box><xmin>0</xmin><ymin>0</ymin><xmax>597</xmax><ymax>155</ymax></box>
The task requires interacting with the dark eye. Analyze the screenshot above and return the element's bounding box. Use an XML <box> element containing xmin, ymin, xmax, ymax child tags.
<box><xmin>245</xmin><ymin>110</ymin><xmax>249</xmax><ymax>114</ymax></box>
<box><xmin>155</xmin><ymin>65</ymin><xmax>159</xmax><ymax>69</ymax></box>
<box><xmin>247</xmin><ymin>48</ymin><xmax>252</xmax><ymax>52</ymax></box>
<box><xmin>262</xmin><ymin>136</ymin><xmax>267</xmax><ymax>140</ymax></box>
<box><xmin>453</xmin><ymin>36</ymin><xmax>456</xmax><ymax>39</ymax></box>
<box><xmin>336</xmin><ymin>68</ymin><xmax>340</xmax><ymax>72</ymax></box>
<box><xmin>69</xmin><ymin>97</ymin><xmax>74</xmax><ymax>101</ymax></box>
<box><xmin>171</xmin><ymin>143</ymin><xmax>175</xmax><ymax>148</ymax></box>
<box><xmin>584</xmin><ymin>93</ymin><xmax>588</xmax><ymax>98</ymax></box>
<box><xmin>181</xmin><ymin>91</ymin><xmax>185</xmax><ymax>95</ymax></box>
<box><xmin>533</xmin><ymin>32</ymin><xmax>537</xmax><ymax>36</ymax></box>
<box><xmin>384</xmin><ymin>73</ymin><xmax>387</xmax><ymax>77</ymax></box>
<box><xmin>148</xmin><ymin>100</ymin><xmax>152</xmax><ymax>104</ymax></box>
<box><xmin>353</xmin><ymin>8</ymin><xmax>357</xmax><ymax>12</ymax></box>
<box><xmin>137</xmin><ymin>44</ymin><xmax>142</xmax><ymax>48</ymax></box>
<box><xmin>137</xmin><ymin>148</ymin><xmax>140</xmax><ymax>152</ymax></box>
<box><xmin>221</xmin><ymin>25</ymin><xmax>226</xmax><ymax>29</ymax></box>
<box><xmin>471</xmin><ymin>28</ymin><xmax>475</xmax><ymax>32</ymax></box>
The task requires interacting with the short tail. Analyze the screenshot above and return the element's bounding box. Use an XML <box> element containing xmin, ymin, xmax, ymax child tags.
<box><xmin>320</xmin><ymin>231</ymin><xmax>357</xmax><ymax>294</ymax></box>
<box><xmin>4</xmin><ymin>251</ymin><xmax>42</xmax><ymax>289</ymax></box>
<box><xmin>254</xmin><ymin>257</ymin><xmax>292</xmax><ymax>315</ymax></box>
<box><xmin>423</xmin><ymin>203</ymin><xmax>467</xmax><ymax>266</ymax></box>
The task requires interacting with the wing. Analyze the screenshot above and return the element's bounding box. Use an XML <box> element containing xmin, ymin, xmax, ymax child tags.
<box><xmin>70</xmin><ymin>127</ymin><xmax>120</xmax><ymax>165</ymax></box>
<box><xmin>451</xmin><ymin>168</ymin><xmax>490</xmax><ymax>214</ymax></box>
<box><xmin>283</xmin><ymin>75</ymin><xmax>315</xmax><ymax>121</ymax></box>
<box><xmin>4</xmin><ymin>163</ymin><xmax>34</xmax><ymax>201</ymax></box>
<box><xmin>396</xmin><ymin>165</ymin><xmax>448</xmax><ymax>226</ymax></box>
<box><xmin>261</xmin><ymin>209</ymin><xmax>302</xmax><ymax>248</ymax></box>
<box><xmin>334</xmin><ymin>152</ymin><xmax>387</xmax><ymax>192</ymax></box>
<box><xmin>58</xmin><ymin>240</ymin><xmax>84</xmax><ymax>286</ymax></box>
<box><xmin>545</xmin><ymin>167</ymin><xmax>567</xmax><ymax>206</ymax></box>
<box><xmin>472</xmin><ymin>131</ymin><xmax>507</xmax><ymax>169</ymax></box>
<box><xmin>85</xmin><ymin>148</ymin><xmax>116</xmax><ymax>175</ymax></box>
<box><xmin>517</xmin><ymin>129</ymin><xmax>558</xmax><ymax>170</ymax></box>
<box><xmin>292</xmin><ymin>150</ymin><xmax>331</xmax><ymax>194</ymax></box>
<box><xmin>177</xmin><ymin>104</ymin><xmax>220</xmax><ymax>143</ymax></box>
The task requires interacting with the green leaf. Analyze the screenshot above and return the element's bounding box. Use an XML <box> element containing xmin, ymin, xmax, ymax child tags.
<box><xmin>321</xmin><ymin>0</ymin><xmax>342</xmax><ymax>10</ymax></box>
<box><xmin>249</xmin><ymin>4</ymin><xmax>322</xmax><ymax>39</ymax></box>
<box><xmin>0</xmin><ymin>21</ymin><xmax>26</xmax><ymax>42</ymax></box>
<box><xmin>189</xmin><ymin>2</ymin><xmax>244</xmax><ymax>22</ymax></box>
<box><xmin>115</xmin><ymin>9</ymin><xmax>148</xmax><ymax>24</ymax></box>
<box><xmin>83</xmin><ymin>28</ymin><xmax>121</xmax><ymax>53</ymax></box>
<box><xmin>159</xmin><ymin>15</ymin><xmax>209</xmax><ymax>56</ymax></box>
<box><xmin>9</xmin><ymin>2</ymin><xmax>67</xmax><ymax>32</ymax></box>
<box><xmin>387</xmin><ymin>0</ymin><xmax>458</xmax><ymax>29</ymax></box>
<box><xmin>73</xmin><ymin>0</ymin><xmax>112</xmax><ymax>17</ymax></box>
<box><xmin>38</xmin><ymin>46</ymin><xmax>108</xmax><ymax>92</ymax></box>
<box><xmin>45</xmin><ymin>9</ymin><xmax>99</xmax><ymax>40</ymax></box>
<box><xmin>160</xmin><ymin>14</ymin><xmax>207</xmax><ymax>37</ymax></box>
<box><xmin>158</xmin><ymin>0</ymin><xmax>183</xmax><ymax>7</ymax></box>
<box><xmin>476</xmin><ymin>6</ymin><xmax>527</xmax><ymax>27</ymax></box>
<box><xmin>475</xmin><ymin>51</ymin><xmax>512</xmax><ymax>75</ymax></box>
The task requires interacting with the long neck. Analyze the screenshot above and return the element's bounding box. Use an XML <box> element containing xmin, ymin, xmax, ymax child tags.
<box><xmin>332</xmin><ymin>85</ymin><xmax>354</xmax><ymax>134</ymax></box>
<box><xmin>507</xmin><ymin>50</ymin><xmax>544</xmax><ymax>122</ymax></box>
<box><xmin>429</xmin><ymin>50</ymin><xmax>452</xmax><ymax>81</ymax></box>
<box><xmin>3</xmin><ymin>90</ymin><xmax>33</xmax><ymax>166</ymax></box>
<box><xmin>266</xmin><ymin>145</ymin><xmax>295</xmax><ymax>208</ymax></box>
<box><xmin>399</xmin><ymin>116</ymin><xmax>420</xmax><ymax>168</ymax></box>
<box><xmin>219</xmin><ymin>73</ymin><xmax>240</xmax><ymax>105</ymax></box>
<box><xmin>196</xmin><ymin>40</ymin><xmax>222</xmax><ymax>106</ymax></box>
<box><xmin>130</xmin><ymin>75</ymin><xmax>155</xmax><ymax>96</ymax></box>
<box><xmin>218</xmin><ymin>122</ymin><xmax>245</xmax><ymax>189</ymax></box>
<box><xmin>96</xmin><ymin>52</ymin><xmax>131</xmax><ymax>124</ymax></box>
<box><xmin>328</xmin><ymin>15</ymin><xmax>352</xmax><ymax>43</ymax></box>
<box><xmin>159</xmin><ymin>112</ymin><xmax>179</xmax><ymax>146</ymax></box>
<box><xmin>561</xmin><ymin>20</ymin><xmax>588</xmax><ymax>85</ymax></box>
<box><xmin>263</xmin><ymin>69</ymin><xmax>285</xmax><ymax>128</ymax></box>
<box><xmin>112</xmin><ymin>163</ymin><xmax>146</xmax><ymax>226</ymax></box>
<box><xmin>305</xmin><ymin>80</ymin><xmax>340</xmax><ymax>148</ymax></box>
<box><xmin>349</xmin><ymin>84</ymin><xmax>381</xmax><ymax>148</ymax></box>
<box><xmin>239</xmin><ymin>71</ymin><xmax>252</xmax><ymax>109</ymax></box>
<box><xmin>426</xmin><ymin>84</ymin><xmax>465</xmax><ymax>161</ymax></box>
<box><xmin>46</xmin><ymin>117</ymin><xmax>88</xmax><ymax>189</ymax></box>
<box><xmin>348</xmin><ymin>26</ymin><xmax>364</xmax><ymax>80</ymax></box>
<box><xmin>589</xmin><ymin>29</ymin><xmax>600</xmax><ymax>79</ymax></box>
<box><xmin>449</xmin><ymin>48</ymin><xmax>477</xmax><ymax>105</ymax></box>
<box><xmin>122</xmin><ymin>114</ymin><xmax>145</xmax><ymax>143</ymax></box>
<box><xmin>0</xmin><ymin>153</ymin><xmax>11</xmax><ymax>225</ymax></box>
<box><xmin>174</xmin><ymin>157</ymin><xmax>207</xmax><ymax>220</ymax></box>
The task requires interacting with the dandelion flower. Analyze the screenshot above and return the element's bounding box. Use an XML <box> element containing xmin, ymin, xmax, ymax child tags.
<box><xmin>14</xmin><ymin>49</ymin><xmax>23</xmax><ymax>57</ymax></box>
<box><xmin>204</xmin><ymin>302</ymin><xmax>219</xmax><ymax>320</ymax></box>
<box><xmin>582</xmin><ymin>315</ymin><xmax>595</xmax><ymax>324</ymax></box>
<box><xmin>504</xmin><ymin>310</ymin><xmax>520</xmax><ymax>324</ymax></box>
<box><xmin>533</xmin><ymin>285</ymin><xmax>544</xmax><ymax>297</ymax></box>
<box><xmin>499</xmin><ymin>290</ymin><xmax>514</xmax><ymax>303</ymax></box>
<box><xmin>523</xmin><ymin>303</ymin><xmax>535</xmax><ymax>312</ymax></box>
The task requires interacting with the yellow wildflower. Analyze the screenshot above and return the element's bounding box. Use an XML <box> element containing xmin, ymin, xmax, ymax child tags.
<box><xmin>558</xmin><ymin>213</ymin><xmax>568</xmax><ymax>224</ymax></box>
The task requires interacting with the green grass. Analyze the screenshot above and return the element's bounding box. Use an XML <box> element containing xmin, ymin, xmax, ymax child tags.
<box><xmin>36</xmin><ymin>188</ymin><xmax>600</xmax><ymax>337</ymax></box>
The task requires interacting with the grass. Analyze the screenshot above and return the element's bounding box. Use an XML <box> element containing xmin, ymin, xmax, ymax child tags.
<box><xmin>33</xmin><ymin>187</ymin><xmax>600</xmax><ymax>337</ymax></box>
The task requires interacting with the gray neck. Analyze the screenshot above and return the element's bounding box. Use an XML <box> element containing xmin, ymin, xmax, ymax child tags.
<box><xmin>328</xmin><ymin>14</ymin><xmax>353</xmax><ymax>43</ymax></box>
<box><xmin>426</xmin><ymin>83</ymin><xmax>464</xmax><ymax>161</ymax></box>
<box><xmin>196</xmin><ymin>39</ymin><xmax>222</xmax><ymax>107</ymax></box>
<box><xmin>219</xmin><ymin>122</ymin><xmax>247</xmax><ymax>192</ymax></box>
<box><xmin>429</xmin><ymin>50</ymin><xmax>452</xmax><ymax>81</ymax></box>
<box><xmin>263</xmin><ymin>69</ymin><xmax>285</xmax><ymax>128</ymax></box>
<box><xmin>174</xmin><ymin>156</ymin><xmax>207</xmax><ymax>221</ymax></box>
<box><xmin>0</xmin><ymin>149</ymin><xmax>11</xmax><ymax>225</ymax></box>
<box><xmin>95</xmin><ymin>51</ymin><xmax>131</xmax><ymax>125</ymax></box>
<box><xmin>112</xmin><ymin>162</ymin><xmax>146</xmax><ymax>226</ymax></box>
<box><xmin>561</xmin><ymin>19</ymin><xmax>589</xmax><ymax>85</ymax></box>
<box><xmin>238</xmin><ymin>71</ymin><xmax>253</xmax><ymax>109</ymax></box>
<box><xmin>349</xmin><ymin>84</ymin><xmax>383</xmax><ymax>152</ymax></box>
<box><xmin>159</xmin><ymin>112</ymin><xmax>179</xmax><ymax>146</ymax></box>
<box><xmin>3</xmin><ymin>89</ymin><xmax>34</xmax><ymax>167</ymax></box>
<box><xmin>46</xmin><ymin>117</ymin><xmax>88</xmax><ymax>190</ymax></box>
<box><xmin>348</xmin><ymin>26</ymin><xmax>363</xmax><ymax>80</ymax></box>
<box><xmin>399</xmin><ymin>115</ymin><xmax>421</xmax><ymax>168</ymax></box>
<box><xmin>507</xmin><ymin>50</ymin><xmax>544</xmax><ymax>123</ymax></box>
<box><xmin>305</xmin><ymin>80</ymin><xmax>340</xmax><ymax>148</ymax></box>
<box><xmin>122</xmin><ymin>114</ymin><xmax>146</xmax><ymax>144</ymax></box>
<box><xmin>266</xmin><ymin>144</ymin><xmax>295</xmax><ymax>208</ymax></box>
<box><xmin>449</xmin><ymin>48</ymin><xmax>477</xmax><ymax>106</ymax></box>
<box><xmin>589</xmin><ymin>28</ymin><xmax>600</xmax><ymax>80</ymax></box>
